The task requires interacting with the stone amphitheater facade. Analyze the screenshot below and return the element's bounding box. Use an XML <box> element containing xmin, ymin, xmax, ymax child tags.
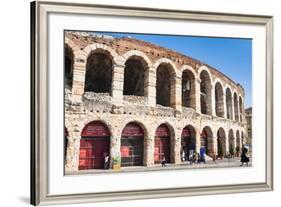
<box><xmin>64</xmin><ymin>31</ymin><xmax>247</xmax><ymax>172</ymax></box>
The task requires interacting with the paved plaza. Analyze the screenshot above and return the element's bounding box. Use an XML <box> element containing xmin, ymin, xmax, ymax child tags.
<box><xmin>67</xmin><ymin>157</ymin><xmax>252</xmax><ymax>176</ymax></box>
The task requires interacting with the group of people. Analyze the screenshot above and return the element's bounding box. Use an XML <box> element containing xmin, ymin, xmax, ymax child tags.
<box><xmin>104</xmin><ymin>147</ymin><xmax>250</xmax><ymax>169</ymax></box>
<box><xmin>181</xmin><ymin>147</ymin><xmax>207</xmax><ymax>165</ymax></box>
<box><xmin>180</xmin><ymin>147</ymin><xmax>250</xmax><ymax>166</ymax></box>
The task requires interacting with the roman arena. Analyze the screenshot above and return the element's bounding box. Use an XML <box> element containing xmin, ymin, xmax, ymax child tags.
<box><xmin>64</xmin><ymin>31</ymin><xmax>247</xmax><ymax>172</ymax></box>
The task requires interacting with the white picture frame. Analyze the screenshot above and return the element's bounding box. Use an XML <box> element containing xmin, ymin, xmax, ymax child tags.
<box><xmin>30</xmin><ymin>1</ymin><xmax>273</xmax><ymax>205</ymax></box>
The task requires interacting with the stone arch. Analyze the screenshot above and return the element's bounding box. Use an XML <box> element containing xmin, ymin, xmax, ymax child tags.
<box><xmin>154</xmin><ymin>122</ymin><xmax>176</xmax><ymax>164</ymax></box>
<box><xmin>217</xmin><ymin>127</ymin><xmax>227</xmax><ymax>157</ymax></box>
<box><xmin>79</xmin><ymin>121</ymin><xmax>111</xmax><ymax>170</ymax></box>
<box><xmin>236</xmin><ymin>130</ymin><xmax>241</xmax><ymax>155</ymax></box>
<box><xmin>233</xmin><ymin>92</ymin><xmax>239</xmax><ymax>121</ymax></box>
<box><xmin>214</xmin><ymin>81</ymin><xmax>224</xmax><ymax>118</ymax></box>
<box><xmin>80</xmin><ymin>118</ymin><xmax>114</xmax><ymax>137</ymax></box>
<box><xmin>241</xmin><ymin>130</ymin><xmax>244</xmax><ymax>143</ymax></box>
<box><xmin>200</xmin><ymin>70</ymin><xmax>212</xmax><ymax>115</ymax></box>
<box><xmin>121</xmin><ymin>121</ymin><xmax>146</xmax><ymax>167</ymax></box>
<box><xmin>84</xmin><ymin>48</ymin><xmax>114</xmax><ymax>94</ymax></box>
<box><xmin>200</xmin><ymin>126</ymin><xmax>214</xmax><ymax>156</ymax></box>
<box><xmin>198</xmin><ymin>65</ymin><xmax>213</xmax><ymax>83</ymax></box>
<box><xmin>123</xmin><ymin>54</ymin><xmax>149</xmax><ymax>96</ymax></box>
<box><xmin>181</xmin><ymin>125</ymin><xmax>196</xmax><ymax>159</ymax></box>
<box><xmin>153</xmin><ymin>58</ymin><xmax>178</xmax><ymax>76</ymax></box>
<box><xmin>228</xmin><ymin>129</ymin><xmax>235</xmax><ymax>156</ymax></box>
<box><xmin>180</xmin><ymin>65</ymin><xmax>197</xmax><ymax>79</ymax></box>
<box><xmin>182</xmin><ymin>67</ymin><xmax>196</xmax><ymax>110</ymax></box>
<box><xmin>120</xmin><ymin>119</ymin><xmax>148</xmax><ymax>138</ymax></box>
<box><xmin>155</xmin><ymin>61</ymin><xmax>177</xmax><ymax>107</ymax></box>
<box><xmin>121</xmin><ymin>50</ymin><xmax>152</xmax><ymax>67</ymax></box>
<box><xmin>225</xmin><ymin>87</ymin><xmax>233</xmax><ymax>120</ymax></box>
<box><xmin>83</xmin><ymin>43</ymin><xmax>120</xmax><ymax>65</ymax></box>
<box><xmin>64</xmin><ymin>43</ymin><xmax>74</xmax><ymax>90</ymax></box>
<box><xmin>239</xmin><ymin>96</ymin><xmax>243</xmax><ymax>122</ymax></box>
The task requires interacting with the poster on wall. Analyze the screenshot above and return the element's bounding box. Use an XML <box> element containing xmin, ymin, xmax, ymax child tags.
<box><xmin>31</xmin><ymin>1</ymin><xmax>273</xmax><ymax>205</ymax></box>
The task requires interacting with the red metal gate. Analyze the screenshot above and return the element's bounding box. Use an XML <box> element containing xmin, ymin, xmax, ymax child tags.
<box><xmin>79</xmin><ymin>121</ymin><xmax>110</xmax><ymax>170</ymax></box>
<box><xmin>121</xmin><ymin>123</ymin><xmax>144</xmax><ymax>167</ymax></box>
<box><xmin>154</xmin><ymin>124</ymin><xmax>170</xmax><ymax>164</ymax></box>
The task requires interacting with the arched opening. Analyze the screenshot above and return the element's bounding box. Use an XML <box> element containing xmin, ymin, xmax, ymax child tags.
<box><xmin>234</xmin><ymin>93</ymin><xmax>239</xmax><ymax>121</ymax></box>
<box><xmin>239</xmin><ymin>96</ymin><xmax>243</xmax><ymax>122</ymax></box>
<box><xmin>181</xmin><ymin>125</ymin><xmax>196</xmax><ymax>161</ymax></box>
<box><xmin>236</xmin><ymin>130</ymin><xmax>241</xmax><ymax>156</ymax></box>
<box><xmin>79</xmin><ymin>121</ymin><xmax>110</xmax><ymax>170</ymax></box>
<box><xmin>121</xmin><ymin>122</ymin><xmax>144</xmax><ymax>167</ymax></box>
<box><xmin>200</xmin><ymin>126</ymin><xmax>214</xmax><ymax>156</ymax></box>
<box><xmin>228</xmin><ymin>129</ymin><xmax>235</xmax><ymax>156</ymax></box>
<box><xmin>182</xmin><ymin>70</ymin><xmax>196</xmax><ymax>109</ymax></box>
<box><xmin>123</xmin><ymin>56</ymin><xmax>147</xmax><ymax>96</ymax></box>
<box><xmin>84</xmin><ymin>50</ymin><xmax>113</xmax><ymax>94</ymax></box>
<box><xmin>217</xmin><ymin>128</ymin><xmax>226</xmax><ymax>158</ymax></box>
<box><xmin>156</xmin><ymin>63</ymin><xmax>175</xmax><ymax>107</ymax></box>
<box><xmin>215</xmin><ymin>82</ymin><xmax>224</xmax><ymax>117</ymax></box>
<box><xmin>241</xmin><ymin>131</ymin><xmax>244</xmax><ymax>145</ymax></box>
<box><xmin>64</xmin><ymin>44</ymin><xmax>74</xmax><ymax>90</ymax></box>
<box><xmin>154</xmin><ymin>124</ymin><xmax>171</xmax><ymax>164</ymax></box>
<box><xmin>226</xmin><ymin>88</ymin><xmax>233</xmax><ymax>119</ymax></box>
<box><xmin>200</xmin><ymin>71</ymin><xmax>212</xmax><ymax>115</ymax></box>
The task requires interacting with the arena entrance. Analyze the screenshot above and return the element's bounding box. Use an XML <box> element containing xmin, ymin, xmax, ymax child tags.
<box><xmin>154</xmin><ymin>124</ymin><xmax>171</xmax><ymax>164</ymax></box>
<box><xmin>200</xmin><ymin>126</ymin><xmax>213</xmax><ymax>156</ymax></box>
<box><xmin>181</xmin><ymin>125</ymin><xmax>196</xmax><ymax>160</ymax></box>
<box><xmin>121</xmin><ymin>123</ymin><xmax>144</xmax><ymax>167</ymax></box>
<box><xmin>79</xmin><ymin>121</ymin><xmax>110</xmax><ymax>170</ymax></box>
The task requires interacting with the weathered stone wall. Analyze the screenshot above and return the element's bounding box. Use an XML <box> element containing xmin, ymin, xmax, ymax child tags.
<box><xmin>64</xmin><ymin>31</ymin><xmax>247</xmax><ymax>172</ymax></box>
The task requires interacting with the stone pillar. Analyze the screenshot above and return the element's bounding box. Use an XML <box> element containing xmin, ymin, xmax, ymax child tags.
<box><xmin>171</xmin><ymin>75</ymin><xmax>182</xmax><ymax>111</ymax></box>
<box><xmin>173</xmin><ymin>132</ymin><xmax>181</xmax><ymax>164</ymax></box>
<box><xmin>195</xmin><ymin>128</ymin><xmax>201</xmax><ymax>153</ymax></box>
<box><xmin>213</xmin><ymin>136</ymin><xmax>218</xmax><ymax>155</ymax></box>
<box><xmin>111</xmin><ymin>64</ymin><xmax>125</xmax><ymax>106</ymax></box>
<box><xmin>232</xmin><ymin>97</ymin><xmax>235</xmax><ymax>121</ymax></box>
<box><xmin>144</xmin><ymin>67</ymin><xmax>156</xmax><ymax>107</ymax></box>
<box><xmin>144</xmin><ymin>131</ymin><xmax>155</xmax><ymax>166</ymax></box>
<box><xmin>223</xmin><ymin>92</ymin><xmax>227</xmax><ymax>119</ymax></box>
<box><xmin>65</xmin><ymin>129</ymin><xmax>81</xmax><ymax>172</ymax></box>
<box><xmin>240</xmin><ymin>98</ymin><xmax>245</xmax><ymax>123</ymax></box>
<box><xmin>211</xmin><ymin>85</ymin><xmax>216</xmax><ymax>116</ymax></box>
<box><xmin>225</xmin><ymin>136</ymin><xmax>229</xmax><ymax>154</ymax></box>
<box><xmin>237</xmin><ymin>99</ymin><xmax>241</xmax><ymax>122</ymax></box>
<box><xmin>110</xmin><ymin>135</ymin><xmax>121</xmax><ymax>165</ymax></box>
<box><xmin>195</xmin><ymin>78</ymin><xmax>201</xmax><ymax>113</ymax></box>
<box><xmin>71</xmin><ymin>60</ymin><xmax>86</xmax><ymax>103</ymax></box>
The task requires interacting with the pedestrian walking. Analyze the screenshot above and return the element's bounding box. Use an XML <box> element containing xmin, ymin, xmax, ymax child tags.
<box><xmin>181</xmin><ymin>150</ymin><xmax>185</xmax><ymax>162</ymax></box>
<box><xmin>240</xmin><ymin>148</ymin><xmax>249</xmax><ymax>166</ymax></box>
<box><xmin>189</xmin><ymin>152</ymin><xmax>193</xmax><ymax>165</ymax></box>
<box><xmin>104</xmin><ymin>153</ymin><xmax>109</xmax><ymax>169</ymax></box>
<box><xmin>161</xmin><ymin>157</ymin><xmax>167</xmax><ymax>167</ymax></box>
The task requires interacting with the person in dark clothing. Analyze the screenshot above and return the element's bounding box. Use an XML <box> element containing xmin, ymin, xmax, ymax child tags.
<box><xmin>161</xmin><ymin>157</ymin><xmax>167</xmax><ymax>167</ymax></box>
<box><xmin>240</xmin><ymin>148</ymin><xmax>249</xmax><ymax>166</ymax></box>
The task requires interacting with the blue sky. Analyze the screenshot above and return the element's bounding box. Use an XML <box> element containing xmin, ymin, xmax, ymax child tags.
<box><xmin>95</xmin><ymin>32</ymin><xmax>252</xmax><ymax>108</ymax></box>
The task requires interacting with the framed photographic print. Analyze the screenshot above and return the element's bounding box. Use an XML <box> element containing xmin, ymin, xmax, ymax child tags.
<box><xmin>30</xmin><ymin>0</ymin><xmax>273</xmax><ymax>205</ymax></box>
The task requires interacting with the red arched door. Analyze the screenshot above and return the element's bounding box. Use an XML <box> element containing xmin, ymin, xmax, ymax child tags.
<box><xmin>79</xmin><ymin>121</ymin><xmax>110</xmax><ymax>170</ymax></box>
<box><xmin>154</xmin><ymin>124</ymin><xmax>170</xmax><ymax>164</ymax></box>
<box><xmin>121</xmin><ymin>123</ymin><xmax>144</xmax><ymax>167</ymax></box>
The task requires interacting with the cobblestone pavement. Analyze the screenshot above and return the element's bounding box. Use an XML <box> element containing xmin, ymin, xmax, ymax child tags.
<box><xmin>67</xmin><ymin>157</ymin><xmax>252</xmax><ymax>176</ymax></box>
